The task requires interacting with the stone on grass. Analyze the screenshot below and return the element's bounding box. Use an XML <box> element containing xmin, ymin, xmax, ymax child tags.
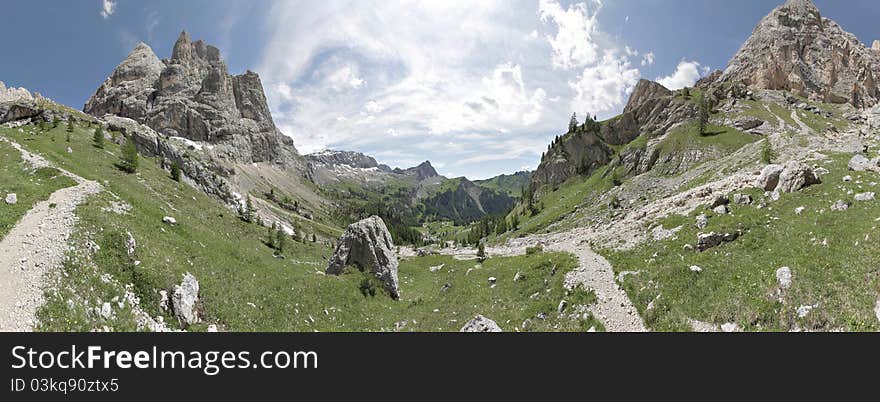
<box><xmin>776</xmin><ymin>267</ymin><xmax>792</xmax><ymax>290</ymax></box>
<box><xmin>162</xmin><ymin>216</ymin><xmax>177</xmax><ymax>225</ymax></box>
<box><xmin>733</xmin><ymin>194</ymin><xmax>753</xmax><ymax>205</ymax></box>
<box><xmin>696</xmin><ymin>214</ymin><xmax>709</xmax><ymax>230</ymax></box>
<box><xmin>172</xmin><ymin>273</ymin><xmax>200</xmax><ymax>326</ymax></box>
<box><xmin>4</xmin><ymin>193</ymin><xmax>16</xmax><ymax>205</ymax></box>
<box><xmin>831</xmin><ymin>200</ymin><xmax>850</xmax><ymax>211</ymax></box>
<box><xmin>460</xmin><ymin>315</ymin><xmax>502</xmax><ymax>332</ymax></box>
<box><xmin>855</xmin><ymin>192</ymin><xmax>875</xmax><ymax>202</ymax></box>
<box><xmin>697</xmin><ymin>232</ymin><xmax>740</xmax><ymax>252</ymax></box>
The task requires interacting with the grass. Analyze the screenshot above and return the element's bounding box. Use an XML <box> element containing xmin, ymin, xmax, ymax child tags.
<box><xmin>603</xmin><ymin>153</ymin><xmax>880</xmax><ymax>331</ymax></box>
<box><xmin>2</xmin><ymin>122</ymin><xmax>601</xmax><ymax>332</ymax></box>
<box><xmin>498</xmin><ymin>165</ymin><xmax>616</xmax><ymax>240</ymax></box>
<box><xmin>656</xmin><ymin>123</ymin><xmax>757</xmax><ymax>156</ymax></box>
<box><xmin>0</xmin><ymin>139</ymin><xmax>76</xmax><ymax>241</ymax></box>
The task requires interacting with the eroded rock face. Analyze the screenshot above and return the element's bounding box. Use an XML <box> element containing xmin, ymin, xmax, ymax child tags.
<box><xmin>84</xmin><ymin>32</ymin><xmax>294</xmax><ymax>163</ymax></box>
<box><xmin>327</xmin><ymin>216</ymin><xmax>400</xmax><ymax>299</ymax></box>
<box><xmin>720</xmin><ymin>0</ymin><xmax>880</xmax><ymax>108</ymax></box>
<box><xmin>460</xmin><ymin>315</ymin><xmax>502</xmax><ymax>332</ymax></box>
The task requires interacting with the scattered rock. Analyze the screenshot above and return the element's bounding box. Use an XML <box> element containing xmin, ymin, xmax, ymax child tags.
<box><xmin>848</xmin><ymin>154</ymin><xmax>878</xmax><ymax>172</ymax></box>
<box><xmin>207</xmin><ymin>324</ymin><xmax>218</xmax><ymax>332</ymax></box>
<box><xmin>796</xmin><ymin>305</ymin><xmax>814</xmax><ymax>318</ymax></box>
<box><xmin>733</xmin><ymin>194</ymin><xmax>752</xmax><ymax>205</ymax></box>
<box><xmin>795</xmin><ymin>206</ymin><xmax>806</xmax><ymax>215</ymax></box>
<box><xmin>162</xmin><ymin>216</ymin><xmax>177</xmax><ymax>225</ymax></box>
<box><xmin>66</xmin><ymin>147</ymin><xmax>73</xmax><ymax>154</ymax></box>
<box><xmin>710</xmin><ymin>194</ymin><xmax>730</xmax><ymax>209</ymax></box>
<box><xmin>776</xmin><ymin>267</ymin><xmax>792</xmax><ymax>290</ymax></box>
<box><xmin>831</xmin><ymin>200</ymin><xmax>850</xmax><ymax>211</ymax></box>
<box><xmin>720</xmin><ymin>323</ymin><xmax>740</xmax><ymax>333</ymax></box>
<box><xmin>488</xmin><ymin>277</ymin><xmax>497</xmax><ymax>285</ymax></box>
<box><xmin>460</xmin><ymin>315</ymin><xmax>502</xmax><ymax>332</ymax></box>
<box><xmin>713</xmin><ymin>205</ymin><xmax>729</xmax><ymax>215</ymax></box>
<box><xmin>557</xmin><ymin>300</ymin><xmax>568</xmax><ymax>313</ymax></box>
<box><xmin>4</xmin><ymin>193</ymin><xmax>17</xmax><ymax>205</ymax></box>
<box><xmin>172</xmin><ymin>273</ymin><xmax>200</xmax><ymax>326</ymax></box>
<box><xmin>125</xmin><ymin>231</ymin><xmax>137</xmax><ymax>258</ymax></box>
<box><xmin>697</xmin><ymin>232</ymin><xmax>740</xmax><ymax>252</ymax></box>
<box><xmin>696</xmin><ymin>214</ymin><xmax>709</xmax><ymax>230</ymax></box>
<box><xmin>514</xmin><ymin>272</ymin><xmax>524</xmax><ymax>282</ymax></box>
<box><xmin>733</xmin><ymin>116</ymin><xmax>764</xmax><ymax>131</ymax></box>
<box><xmin>440</xmin><ymin>283</ymin><xmax>452</xmax><ymax>293</ymax></box>
<box><xmin>690</xmin><ymin>265</ymin><xmax>703</xmax><ymax>272</ymax></box>
<box><xmin>855</xmin><ymin>192</ymin><xmax>875</xmax><ymax>202</ymax></box>
<box><xmin>843</xmin><ymin>175</ymin><xmax>853</xmax><ymax>182</ymax></box>
<box><xmin>326</xmin><ymin>216</ymin><xmax>400</xmax><ymax>299</ymax></box>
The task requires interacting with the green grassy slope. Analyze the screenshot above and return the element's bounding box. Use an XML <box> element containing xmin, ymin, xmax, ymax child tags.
<box><xmin>2</xmin><ymin>121</ymin><xmax>596</xmax><ymax>332</ymax></box>
<box><xmin>0</xmin><ymin>138</ymin><xmax>76</xmax><ymax>240</ymax></box>
<box><xmin>603</xmin><ymin>153</ymin><xmax>880</xmax><ymax>331</ymax></box>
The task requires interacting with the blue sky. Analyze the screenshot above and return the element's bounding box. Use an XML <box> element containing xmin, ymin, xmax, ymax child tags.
<box><xmin>2</xmin><ymin>0</ymin><xmax>879</xmax><ymax>179</ymax></box>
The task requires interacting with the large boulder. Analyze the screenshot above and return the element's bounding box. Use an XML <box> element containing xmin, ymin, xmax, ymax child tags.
<box><xmin>327</xmin><ymin>216</ymin><xmax>400</xmax><ymax>299</ymax></box>
<box><xmin>460</xmin><ymin>315</ymin><xmax>502</xmax><ymax>332</ymax></box>
<box><xmin>776</xmin><ymin>161</ymin><xmax>821</xmax><ymax>193</ymax></box>
<box><xmin>172</xmin><ymin>273</ymin><xmax>200</xmax><ymax>326</ymax></box>
<box><xmin>758</xmin><ymin>164</ymin><xmax>784</xmax><ymax>191</ymax></box>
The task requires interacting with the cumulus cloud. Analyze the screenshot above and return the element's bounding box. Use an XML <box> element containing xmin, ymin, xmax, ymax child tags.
<box><xmin>642</xmin><ymin>52</ymin><xmax>655</xmax><ymax>66</ymax></box>
<box><xmin>538</xmin><ymin>0</ymin><xmax>602</xmax><ymax>69</ymax></box>
<box><xmin>656</xmin><ymin>60</ymin><xmax>704</xmax><ymax>90</ymax></box>
<box><xmin>100</xmin><ymin>0</ymin><xmax>116</xmax><ymax>19</ymax></box>
<box><xmin>259</xmin><ymin>0</ymin><xmax>648</xmax><ymax>177</ymax></box>
<box><xmin>570</xmin><ymin>52</ymin><xmax>640</xmax><ymax>116</ymax></box>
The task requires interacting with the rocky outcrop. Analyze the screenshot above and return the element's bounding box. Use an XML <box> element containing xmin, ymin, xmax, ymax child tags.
<box><xmin>327</xmin><ymin>216</ymin><xmax>400</xmax><ymax>299</ymax></box>
<box><xmin>172</xmin><ymin>273</ymin><xmax>200</xmax><ymax>327</ymax></box>
<box><xmin>84</xmin><ymin>32</ymin><xmax>294</xmax><ymax>163</ymax></box>
<box><xmin>697</xmin><ymin>232</ymin><xmax>741</xmax><ymax>252</ymax></box>
<box><xmin>307</xmin><ymin>150</ymin><xmax>383</xmax><ymax>170</ymax></box>
<box><xmin>460</xmin><ymin>315</ymin><xmax>502</xmax><ymax>332</ymax></box>
<box><xmin>720</xmin><ymin>0</ymin><xmax>880</xmax><ymax>108</ymax></box>
<box><xmin>102</xmin><ymin>115</ymin><xmax>236</xmax><ymax>203</ymax></box>
<box><xmin>776</xmin><ymin>161</ymin><xmax>821</xmax><ymax>193</ymax></box>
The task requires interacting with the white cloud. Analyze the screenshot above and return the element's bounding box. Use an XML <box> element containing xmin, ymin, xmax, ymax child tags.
<box><xmin>570</xmin><ymin>51</ymin><xmax>640</xmax><ymax>116</ymax></box>
<box><xmin>100</xmin><ymin>0</ymin><xmax>116</xmax><ymax>19</ymax></box>
<box><xmin>656</xmin><ymin>60</ymin><xmax>703</xmax><ymax>90</ymax></box>
<box><xmin>641</xmin><ymin>52</ymin><xmax>655</xmax><ymax>66</ymax></box>
<box><xmin>259</xmin><ymin>0</ymin><xmax>647</xmax><ymax>177</ymax></box>
<box><xmin>538</xmin><ymin>0</ymin><xmax>602</xmax><ymax>69</ymax></box>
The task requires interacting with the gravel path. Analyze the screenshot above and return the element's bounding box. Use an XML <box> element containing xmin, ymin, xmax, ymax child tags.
<box><xmin>0</xmin><ymin>138</ymin><xmax>101</xmax><ymax>332</ymax></box>
<box><xmin>415</xmin><ymin>230</ymin><xmax>648</xmax><ymax>332</ymax></box>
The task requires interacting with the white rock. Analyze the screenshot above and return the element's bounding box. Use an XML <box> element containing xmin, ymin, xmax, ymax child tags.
<box><xmin>100</xmin><ymin>302</ymin><xmax>113</xmax><ymax>319</ymax></box>
<box><xmin>326</xmin><ymin>216</ymin><xmax>400</xmax><ymax>299</ymax></box>
<box><xmin>488</xmin><ymin>277</ymin><xmax>497</xmax><ymax>285</ymax></box>
<box><xmin>4</xmin><ymin>193</ymin><xmax>17</xmax><ymax>205</ymax></box>
<box><xmin>172</xmin><ymin>273</ymin><xmax>200</xmax><ymax>326</ymax></box>
<box><xmin>720</xmin><ymin>323</ymin><xmax>740</xmax><ymax>333</ymax></box>
<box><xmin>460</xmin><ymin>315</ymin><xmax>502</xmax><ymax>332</ymax></box>
<box><xmin>557</xmin><ymin>300</ymin><xmax>568</xmax><ymax>313</ymax></box>
<box><xmin>796</xmin><ymin>305</ymin><xmax>814</xmax><ymax>318</ymax></box>
<box><xmin>696</xmin><ymin>214</ymin><xmax>709</xmax><ymax>230</ymax></box>
<box><xmin>690</xmin><ymin>265</ymin><xmax>703</xmax><ymax>272</ymax></box>
<box><xmin>855</xmin><ymin>192</ymin><xmax>875</xmax><ymax>202</ymax></box>
<box><xmin>162</xmin><ymin>216</ymin><xmax>177</xmax><ymax>225</ymax></box>
<box><xmin>831</xmin><ymin>200</ymin><xmax>850</xmax><ymax>211</ymax></box>
<box><xmin>713</xmin><ymin>205</ymin><xmax>729</xmax><ymax>215</ymax></box>
<box><xmin>795</xmin><ymin>206</ymin><xmax>806</xmax><ymax>215</ymax></box>
<box><xmin>776</xmin><ymin>267</ymin><xmax>792</xmax><ymax>290</ymax></box>
<box><xmin>207</xmin><ymin>324</ymin><xmax>218</xmax><ymax>333</ymax></box>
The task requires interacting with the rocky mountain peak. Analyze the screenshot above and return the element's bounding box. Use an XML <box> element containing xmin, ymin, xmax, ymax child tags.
<box><xmin>407</xmin><ymin>161</ymin><xmax>439</xmax><ymax>180</ymax></box>
<box><xmin>720</xmin><ymin>0</ymin><xmax>880</xmax><ymax>108</ymax></box>
<box><xmin>85</xmin><ymin>31</ymin><xmax>295</xmax><ymax>163</ymax></box>
<box><xmin>624</xmin><ymin>79</ymin><xmax>671</xmax><ymax>115</ymax></box>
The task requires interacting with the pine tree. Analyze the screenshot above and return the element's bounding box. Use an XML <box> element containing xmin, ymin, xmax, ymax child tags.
<box><xmin>119</xmin><ymin>136</ymin><xmax>139</xmax><ymax>173</ymax></box>
<box><xmin>241</xmin><ymin>196</ymin><xmax>254</xmax><ymax>223</ymax></box>
<box><xmin>93</xmin><ymin>127</ymin><xmax>105</xmax><ymax>149</ymax></box>
<box><xmin>510</xmin><ymin>214</ymin><xmax>520</xmax><ymax>231</ymax></box>
<box><xmin>568</xmin><ymin>113</ymin><xmax>578</xmax><ymax>133</ymax></box>
<box><xmin>267</xmin><ymin>222</ymin><xmax>277</xmax><ymax>248</ymax></box>
<box><xmin>52</xmin><ymin>116</ymin><xmax>60</xmax><ymax>128</ymax></box>
<box><xmin>275</xmin><ymin>228</ymin><xmax>286</xmax><ymax>254</ymax></box>
<box><xmin>66</xmin><ymin>119</ymin><xmax>74</xmax><ymax>133</ymax></box>
<box><xmin>170</xmin><ymin>162</ymin><xmax>181</xmax><ymax>182</ymax></box>
<box><xmin>698</xmin><ymin>93</ymin><xmax>709</xmax><ymax>136</ymax></box>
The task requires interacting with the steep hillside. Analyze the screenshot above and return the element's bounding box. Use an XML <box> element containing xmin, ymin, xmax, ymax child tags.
<box><xmin>474</xmin><ymin>171</ymin><xmax>531</xmax><ymax>197</ymax></box>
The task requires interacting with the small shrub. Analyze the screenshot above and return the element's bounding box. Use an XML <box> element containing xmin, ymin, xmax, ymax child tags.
<box><xmin>526</xmin><ymin>245</ymin><xmax>544</xmax><ymax>255</ymax></box>
<box><xmin>118</xmin><ymin>137</ymin><xmax>139</xmax><ymax>173</ymax></box>
<box><xmin>170</xmin><ymin>162</ymin><xmax>181</xmax><ymax>182</ymax></box>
